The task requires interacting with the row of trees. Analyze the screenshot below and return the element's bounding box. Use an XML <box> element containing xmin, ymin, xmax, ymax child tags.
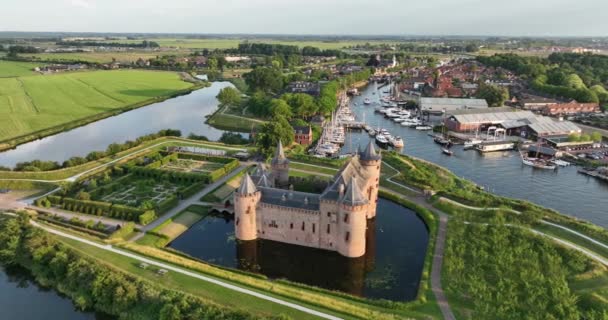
<box><xmin>11</xmin><ymin>129</ymin><xmax>182</xmax><ymax>172</ymax></box>
<box><xmin>56</xmin><ymin>40</ymin><xmax>160</xmax><ymax>48</ymax></box>
<box><xmin>0</xmin><ymin>217</ymin><xmax>286</xmax><ymax>320</ymax></box>
<box><xmin>478</xmin><ymin>53</ymin><xmax>608</xmax><ymax>107</ymax></box>
<box><xmin>233</xmin><ymin>43</ymin><xmax>343</xmax><ymax>57</ymax></box>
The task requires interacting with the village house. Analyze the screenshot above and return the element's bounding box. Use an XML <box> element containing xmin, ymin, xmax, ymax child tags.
<box><xmin>542</xmin><ymin>101</ymin><xmax>601</xmax><ymax>116</ymax></box>
<box><xmin>287</xmin><ymin>81</ymin><xmax>321</xmax><ymax>96</ymax></box>
<box><xmin>293</xmin><ymin>126</ymin><xmax>313</xmax><ymax>145</ymax></box>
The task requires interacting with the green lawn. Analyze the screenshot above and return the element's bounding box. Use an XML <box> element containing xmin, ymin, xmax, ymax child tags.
<box><xmin>0</xmin><ymin>60</ymin><xmax>42</xmax><ymax>77</ymax></box>
<box><xmin>0</xmin><ymin>70</ymin><xmax>192</xmax><ymax>141</ymax></box>
<box><xmin>24</xmin><ymin>51</ymin><xmax>186</xmax><ymax>64</ymax></box>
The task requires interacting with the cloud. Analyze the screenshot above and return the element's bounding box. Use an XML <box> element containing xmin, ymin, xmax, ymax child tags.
<box><xmin>71</xmin><ymin>0</ymin><xmax>93</xmax><ymax>9</ymax></box>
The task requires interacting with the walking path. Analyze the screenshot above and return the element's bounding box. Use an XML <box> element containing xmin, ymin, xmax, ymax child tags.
<box><xmin>0</xmin><ymin>212</ymin><xmax>341</xmax><ymax>320</ymax></box>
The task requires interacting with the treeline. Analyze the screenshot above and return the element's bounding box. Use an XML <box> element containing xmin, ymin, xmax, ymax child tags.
<box><xmin>232</xmin><ymin>43</ymin><xmax>342</xmax><ymax>57</ymax></box>
<box><xmin>56</xmin><ymin>40</ymin><xmax>160</xmax><ymax>48</ymax></box>
<box><xmin>0</xmin><ymin>217</ymin><xmax>287</xmax><ymax>320</ymax></box>
<box><xmin>478</xmin><ymin>53</ymin><xmax>608</xmax><ymax>106</ymax></box>
<box><xmin>11</xmin><ymin>129</ymin><xmax>181</xmax><ymax>172</ymax></box>
<box><xmin>444</xmin><ymin>218</ymin><xmax>606</xmax><ymax>319</ymax></box>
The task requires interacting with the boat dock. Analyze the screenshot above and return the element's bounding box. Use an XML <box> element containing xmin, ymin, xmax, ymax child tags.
<box><xmin>578</xmin><ymin>168</ymin><xmax>608</xmax><ymax>182</ymax></box>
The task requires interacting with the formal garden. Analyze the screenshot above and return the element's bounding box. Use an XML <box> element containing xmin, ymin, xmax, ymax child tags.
<box><xmin>34</xmin><ymin>151</ymin><xmax>239</xmax><ymax>225</ymax></box>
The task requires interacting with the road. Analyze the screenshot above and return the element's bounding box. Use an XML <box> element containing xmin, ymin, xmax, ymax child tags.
<box><xmin>0</xmin><ymin>212</ymin><xmax>341</xmax><ymax>320</ymax></box>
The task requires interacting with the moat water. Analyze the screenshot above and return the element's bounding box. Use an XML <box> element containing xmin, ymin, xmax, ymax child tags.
<box><xmin>0</xmin><ymin>266</ymin><xmax>113</xmax><ymax>320</ymax></box>
<box><xmin>344</xmin><ymin>84</ymin><xmax>608</xmax><ymax>227</ymax></box>
<box><xmin>169</xmin><ymin>198</ymin><xmax>430</xmax><ymax>301</ymax></box>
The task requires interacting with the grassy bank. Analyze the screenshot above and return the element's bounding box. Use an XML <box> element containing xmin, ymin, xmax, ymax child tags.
<box><xmin>0</xmin><ymin>70</ymin><xmax>204</xmax><ymax>150</ymax></box>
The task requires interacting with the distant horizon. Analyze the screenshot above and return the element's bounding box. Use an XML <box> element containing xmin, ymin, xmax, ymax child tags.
<box><xmin>1</xmin><ymin>30</ymin><xmax>607</xmax><ymax>40</ymax></box>
<box><xmin>2</xmin><ymin>0</ymin><xmax>607</xmax><ymax>38</ymax></box>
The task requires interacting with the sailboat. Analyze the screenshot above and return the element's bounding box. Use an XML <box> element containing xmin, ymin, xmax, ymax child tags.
<box><xmin>521</xmin><ymin>139</ymin><xmax>556</xmax><ymax>170</ymax></box>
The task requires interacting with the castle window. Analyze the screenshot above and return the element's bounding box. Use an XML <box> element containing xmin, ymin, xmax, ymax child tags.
<box><xmin>301</xmin><ymin>222</ymin><xmax>305</xmax><ymax>231</ymax></box>
<box><xmin>345</xmin><ymin>232</ymin><xmax>350</xmax><ymax>242</ymax></box>
<box><xmin>246</xmin><ymin>206</ymin><xmax>251</xmax><ymax>214</ymax></box>
<box><xmin>312</xmin><ymin>223</ymin><xmax>316</xmax><ymax>233</ymax></box>
<box><xmin>327</xmin><ymin>212</ymin><xmax>331</xmax><ymax>217</ymax></box>
<box><xmin>327</xmin><ymin>224</ymin><xmax>330</xmax><ymax>234</ymax></box>
<box><xmin>344</xmin><ymin>214</ymin><xmax>349</xmax><ymax>223</ymax></box>
<box><xmin>236</xmin><ymin>218</ymin><xmax>240</xmax><ymax>226</ymax></box>
<box><xmin>290</xmin><ymin>223</ymin><xmax>293</xmax><ymax>229</ymax></box>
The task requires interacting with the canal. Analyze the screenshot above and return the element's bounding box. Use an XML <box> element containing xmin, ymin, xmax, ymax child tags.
<box><xmin>0</xmin><ymin>81</ymin><xmax>236</xmax><ymax>168</ymax></box>
<box><xmin>344</xmin><ymin>84</ymin><xmax>608</xmax><ymax>227</ymax></box>
<box><xmin>0</xmin><ymin>266</ymin><xmax>112</xmax><ymax>320</ymax></box>
<box><xmin>169</xmin><ymin>199</ymin><xmax>430</xmax><ymax>301</ymax></box>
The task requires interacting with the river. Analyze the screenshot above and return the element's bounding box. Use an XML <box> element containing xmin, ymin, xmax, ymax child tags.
<box><xmin>344</xmin><ymin>84</ymin><xmax>608</xmax><ymax>227</ymax></box>
<box><xmin>0</xmin><ymin>266</ymin><xmax>112</xmax><ymax>320</ymax></box>
<box><xmin>0</xmin><ymin>82</ymin><xmax>235</xmax><ymax>168</ymax></box>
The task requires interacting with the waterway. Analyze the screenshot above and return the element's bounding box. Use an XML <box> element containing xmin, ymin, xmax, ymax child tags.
<box><xmin>344</xmin><ymin>84</ymin><xmax>608</xmax><ymax>227</ymax></box>
<box><xmin>0</xmin><ymin>266</ymin><xmax>112</xmax><ymax>320</ymax></box>
<box><xmin>0</xmin><ymin>82</ymin><xmax>236</xmax><ymax>168</ymax></box>
<box><xmin>169</xmin><ymin>199</ymin><xmax>429</xmax><ymax>301</ymax></box>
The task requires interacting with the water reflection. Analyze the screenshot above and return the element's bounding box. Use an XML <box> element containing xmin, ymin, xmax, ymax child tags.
<box><xmin>170</xmin><ymin>199</ymin><xmax>429</xmax><ymax>301</ymax></box>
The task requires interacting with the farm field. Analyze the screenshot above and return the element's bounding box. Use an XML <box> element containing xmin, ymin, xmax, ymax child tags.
<box><xmin>0</xmin><ymin>70</ymin><xmax>193</xmax><ymax>141</ymax></box>
<box><xmin>22</xmin><ymin>51</ymin><xmax>186</xmax><ymax>63</ymax></box>
<box><xmin>0</xmin><ymin>60</ymin><xmax>42</xmax><ymax>77</ymax></box>
<box><xmin>79</xmin><ymin>38</ymin><xmax>407</xmax><ymax>50</ymax></box>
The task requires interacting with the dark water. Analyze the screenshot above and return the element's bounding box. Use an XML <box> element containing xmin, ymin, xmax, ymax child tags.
<box><xmin>0</xmin><ymin>82</ymin><xmax>237</xmax><ymax>168</ymax></box>
<box><xmin>169</xmin><ymin>199</ymin><xmax>430</xmax><ymax>301</ymax></box>
<box><xmin>0</xmin><ymin>266</ymin><xmax>113</xmax><ymax>320</ymax></box>
<box><xmin>344</xmin><ymin>84</ymin><xmax>608</xmax><ymax>227</ymax></box>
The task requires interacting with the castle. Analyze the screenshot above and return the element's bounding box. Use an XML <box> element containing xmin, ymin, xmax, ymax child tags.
<box><xmin>234</xmin><ymin>141</ymin><xmax>381</xmax><ymax>258</ymax></box>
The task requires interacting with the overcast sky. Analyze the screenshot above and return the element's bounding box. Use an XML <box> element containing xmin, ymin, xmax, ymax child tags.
<box><xmin>1</xmin><ymin>0</ymin><xmax>607</xmax><ymax>37</ymax></box>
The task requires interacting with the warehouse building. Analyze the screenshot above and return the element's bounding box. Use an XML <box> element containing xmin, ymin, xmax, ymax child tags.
<box><xmin>419</xmin><ymin>97</ymin><xmax>488</xmax><ymax>113</ymax></box>
<box><xmin>444</xmin><ymin>107</ymin><xmax>581</xmax><ymax>138</ymax></box>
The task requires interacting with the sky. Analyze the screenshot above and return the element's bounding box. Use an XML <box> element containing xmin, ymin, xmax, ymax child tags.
<box><xmin>1</xmin><ymin>0</ymin><xmax>607</xmax><ymax>37</ymax></box>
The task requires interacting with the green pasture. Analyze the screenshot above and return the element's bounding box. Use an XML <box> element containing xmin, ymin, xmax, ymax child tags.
<box><xmin>0</xmin><ymin>60</ymin><xmax>42</xmax><ymax>77</ymax></box>
<box><xmin>0</xmin><ymin>70</ymin><xmax>192</xmax><ymax>141</ymax></box>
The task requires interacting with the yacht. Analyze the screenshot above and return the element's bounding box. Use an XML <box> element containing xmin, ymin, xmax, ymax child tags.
<box><xmin>363</xmin><ymin>98</ymin><xmax>371</xmax><ymax>105</ymax></box>
<box><xmin>522</xmin><ymin>157</ymin><xmax>557</xmax><ymax>170</ymax></box>
<box><xmin>375</xmin><ymin>134</ymin><xmax>389</xmax><ymax>146</ymax></box>
<box><xmin>415</xmin><ymin>125</ymin><xmax>433</xmax><ymax>131</ymax></box>
<box><xmin>442</xmin><ymin>148</ymin><xmax>454</xmax><ymax>156</ymax></box>
<box><xmin>389</xmin><ymin>136</ymin><xmax>405</xmax><ymax>148</ymax></box>
<box><xmin>463</xmin><ymin>139</ymin><xmax>483</xmax><ymax>149</ymax></box>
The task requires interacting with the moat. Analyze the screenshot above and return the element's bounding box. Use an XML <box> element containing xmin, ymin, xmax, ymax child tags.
<box><xmin>169</xmin><ymin>198</ymin><xmax>430</xmax><ymax>301</ymax></box>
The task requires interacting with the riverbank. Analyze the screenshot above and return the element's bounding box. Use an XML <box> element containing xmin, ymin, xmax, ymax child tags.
<box><xmin>0</xmin><ymin>80</ymin><xmax>209</xmax><ymax>153</ymax></box>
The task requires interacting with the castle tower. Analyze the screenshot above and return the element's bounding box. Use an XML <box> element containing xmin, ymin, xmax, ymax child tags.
<box><xmin>359</xmin><ymin>141</ymin><xmax>382</xmax><ymax>219</ymax></box>
<box><xmin>234</xmin><ymin>173</ymin><xmax>260</xmax><ymax>241</ymax></box>
<box><xmin>338</xmin><ymin>176</ymin><xmax>369</xmax><ymax>258</ymax></box>
<box><xmin>271</xmin><ymin>140</ymin><xmax>290</xmax><ymax>188</ymax></box>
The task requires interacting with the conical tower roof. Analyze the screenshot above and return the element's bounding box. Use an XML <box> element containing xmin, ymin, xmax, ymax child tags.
<box><xmin>360</xmin><ymin>141</ymin><xmax>381</xmax><ymax>161</ymax></box>
<box><xmin>256</xmin><ymin>173</ymin><xmax>271</xmax><ymax>188</ymax></box>
<box><xmin>271</xmin><ymin>140</ymin><xmax>289</xmax><ymax>165</ymax></box>
<box><xmin>342</xmin><ymin>176</ymin><xmax>368</xmax><ymax>206</ymax></box>
<box><xmin>237</xmin><ymin>173</ymin><xmax>257</xmax><ymax>195</ymax></box>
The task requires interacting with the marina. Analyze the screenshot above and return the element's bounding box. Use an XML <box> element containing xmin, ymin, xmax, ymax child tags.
<box><xmin>339</xmin><ymin>82</ymin><xmax>608</xmax><ymax>227</ymax></box>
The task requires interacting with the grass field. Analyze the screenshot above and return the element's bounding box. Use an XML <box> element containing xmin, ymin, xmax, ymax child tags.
<box><xmin>0</xmin><ymin>70</ymin><xmax>192</xmax><ymax>141</ymax></box>
<box><xmin>157</xmin><ymin>206</ymin><xmax>208</xmax><ymax>240</ymax></box>
<box><xmin>0</xmin><ymin>60</ymin><xmax>42</xmax><ymax>77</ymax></box>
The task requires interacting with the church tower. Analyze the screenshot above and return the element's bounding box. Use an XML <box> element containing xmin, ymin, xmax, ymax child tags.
<box><xmin>234</xmin><ymin>173</ymin><xmax>260</xmax><ymax>241</ymax></box>
<box><xmin>271</xmin><ymin>140</ymin><xmax>290</xmax><ymax>188</ymax></box>
<box><xmin>359</xmin><ymin>141</ymin><xmax>382</xmax><ymax>219</ymax></box>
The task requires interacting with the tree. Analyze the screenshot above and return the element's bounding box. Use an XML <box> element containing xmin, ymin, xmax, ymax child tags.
<box><xmin>244</xmin><ymin>67</ymin><xmax>284</xmax><ymax>94</ymax></box>
<box><xmin>216</xmin><ymin>87</ymin><xmax>241</xmax><ymax>107</ymax></box>
<box><xmin>565</xmin><ymin>74</ymin><xmax>586</xmax><ymax>89</ymax></box>
<box><xmin>255</xmin><ymin>116</ymin><xmax>294</xmax><ymax>155</ymax></box>
<box><xmin>477</xmin><ymin>83</ymin><xmax>509</xmax><ymax>107</ymax></box>
<box><xmin>207</xmin><ymin>57</ymin><xmax>218</xmax><ymax>71</ymax></box>
<box><xmin>269</xmin><ymin>99</ymin><xmax>293</xmax><ymax>119</ymax></box>
<box><xmin>248</xmin><ymin>90</ymin><xmax>271</xmax><ymax>117</ymax></box>
<box><xmin>283</xmin><ymin>93</ymin><xmax>318</xmax><ymax>118</ymax></box>
<box><xmin>591</xmin><ymin>132</ymin><xmax>603</xmax><ymax>142</ymax></box>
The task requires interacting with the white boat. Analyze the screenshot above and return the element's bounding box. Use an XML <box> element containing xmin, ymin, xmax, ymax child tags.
<box><xmin>552</xmin><ymin>159</ymin><xmax>571</xmax><ymax>167</ymax></box>
<box><xmin>363</xmin><ymin>98</ymin><xmax>371</xmax><ymax>105</ymax></box>
<box><xmin>522</xmin><ymin>157</ymin><xmax>557</xmax><ymax>170</ymax></box>
<box><xmin>463</xmin><ymin>139</ymin><xmax>483</xmax><ymax>149</ymax></box>
<box><xmin>415</xmin><ymin>126</ymin><xmax>433</xmax><ymax>131</ymax></box>
<box><xmin>389</xmin><ymin>136</ymin><xmax>405</xmax><ymax>148</ymax></box>
<box><xmin>375</xmin><ymin>135</ymin><xmax>389</xmax><ymax>145</ymax></box>
<box><xmin>368</xmin><ymin>129</ymin><xmax>376</xmax><ymax>136</ymax></box>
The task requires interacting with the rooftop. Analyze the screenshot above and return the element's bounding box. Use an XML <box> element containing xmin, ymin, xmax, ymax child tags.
<box><xmin>259</xmin><ymin>187</ymin><xmax>321</xmax><ymax>211</ymax></box>
<box><xmin>420</xmin><ymin>97</ymin><xmax>488</xmax><ymax>111</ymax></box>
